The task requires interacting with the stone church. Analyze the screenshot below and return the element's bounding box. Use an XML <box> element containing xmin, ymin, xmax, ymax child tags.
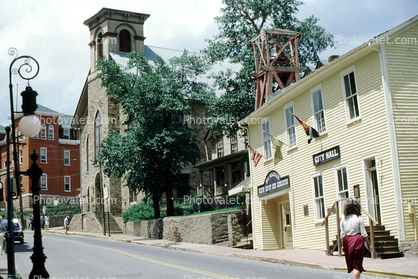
<box><xmin>73</xmin><ymin>8</ymin><xmax>247</xmax><ymax>218</ymax></box>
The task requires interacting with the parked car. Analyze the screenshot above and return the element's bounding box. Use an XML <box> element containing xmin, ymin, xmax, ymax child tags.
<box><xmin>1</xmin><ymin>219</ymin><xmax>24</xmax><ymax>244</ymax></box>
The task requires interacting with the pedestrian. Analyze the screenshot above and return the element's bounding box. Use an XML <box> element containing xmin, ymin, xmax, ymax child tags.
<box><xmin>30</xmin><ymin>215</ymin><xmax>34</xmax><ymax>230</ymax></box>
<box><xmin>45</xmin><ymin>214</ymin><xmax>50</xmax><ymax>231</ymax></box>
<box><xmin>64</xmin><ymin>216</ymin><xmax>70</xmax><ymax>235</ymax></box>
<box><xmin>0</xmin><ymin>216</ymin><xmax>5</xmax><ymax>255</ymax></box>
<box><xmin>41</xmin><ymin>214</ymin><xmax>45</xmax><ymax>230</ymax></box>
<box><xmin>340</xmin><ymin>198</ymin><xmax>372</xmax><ymax>279</ymax></box>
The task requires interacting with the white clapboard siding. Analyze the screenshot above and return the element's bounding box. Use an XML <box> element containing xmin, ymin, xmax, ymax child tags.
<box><xmin>385</xmin><ymin>22</ymin><xmax>418</xmax><ymax>241</ymax></box>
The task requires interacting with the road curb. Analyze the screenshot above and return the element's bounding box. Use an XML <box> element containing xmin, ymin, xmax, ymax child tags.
<box><xmin>44</xmin><ymin>230</ymin><xmax>417</xmax><ymax>279</ymax></box>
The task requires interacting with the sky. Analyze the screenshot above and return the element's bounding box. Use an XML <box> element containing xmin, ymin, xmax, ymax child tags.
<box><xmin>0</xmin><ymin>0</ymin><xmax>417</xmax><ymax>126</ymax></box>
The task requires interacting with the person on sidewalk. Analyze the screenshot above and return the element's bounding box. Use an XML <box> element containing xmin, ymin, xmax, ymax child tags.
<box><xmin>64</xmin><ymin>216</ymin><xmax>70</xmax><ymax>235</ymax></box>
<box><xmin>44</xmin><ymin>214</ymin><xmax>49</xmax><ymax>231</ymax></box>
<box><xmin>340</xmin><ymin>198</ymin><xmax>372</xmax><ymax>279</ymax></box>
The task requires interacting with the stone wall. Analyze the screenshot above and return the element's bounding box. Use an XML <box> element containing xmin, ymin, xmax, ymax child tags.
<box><xmin>399</xmin><ymin>241</ymin><xmax>418</xmax><ymax>257</ymax></box>
<box><xmin>120</xmin><ymin>219</ymin><xmax>163</xmax><ymax>239</ymax></box>
<box><xmin>68</xmin><ymin>212</ymin><xmax>103</xmax><ymax>233</ymax></box>
<box><xmin>163</xmin><ymin>210</ymin><xmax>245</xmax><ymax>245</ymax></box>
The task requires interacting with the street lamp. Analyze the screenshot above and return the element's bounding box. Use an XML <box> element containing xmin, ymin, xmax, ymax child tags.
<box><xmin>7</xmin><ymin>48</ymin><xmax>49</xmax><ymax>279</ymax></box>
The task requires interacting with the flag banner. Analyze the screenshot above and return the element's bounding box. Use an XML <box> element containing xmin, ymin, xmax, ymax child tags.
<box><xmin>263</xmin><ymin>130</ymin><xmax>284</xmax><ymax>165</ymax></box>
<box><xmin>245</xmin><ymin>142</ymin><xmax>262</xmax><ymax>167</ymax></box>
<box><xmin>289</xmin><ymin>112</ymin><xmax>319</xmax><ymax>144</ymax></box>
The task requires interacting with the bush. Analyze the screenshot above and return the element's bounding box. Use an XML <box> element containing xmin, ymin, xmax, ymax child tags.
<box><xmin>121</xmin><ymin>200</ymin><xmax>162</xmax><ymax>223</ymax></box>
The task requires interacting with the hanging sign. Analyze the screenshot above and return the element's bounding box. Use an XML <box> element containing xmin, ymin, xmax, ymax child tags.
<box><xmin>313</xmin><ymin>146</ymin><xmax>340</xmax><ymax>166</ymax></box>
<box><xmin>258</xmin><ymin>171</ymin><xmax>290</xmax><ymax>197</ymax></box>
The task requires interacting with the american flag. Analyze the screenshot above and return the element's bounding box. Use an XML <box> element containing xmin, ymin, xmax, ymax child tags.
<box><xmin>246</xmin><ymin>142</ymin><xmax>262</xmax><ymax>167</ymax></box>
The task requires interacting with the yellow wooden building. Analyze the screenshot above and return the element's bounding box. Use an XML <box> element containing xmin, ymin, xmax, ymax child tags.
<box><xmin>242</xmin><ymin>15</ymin><xmax>418</xmax><ymax>254</ymax></box>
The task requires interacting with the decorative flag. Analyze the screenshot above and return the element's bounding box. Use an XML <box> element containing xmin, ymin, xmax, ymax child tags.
<box><xmin>289</xmin><ymin>112</ymin><xmax>319</xmax><ymax>144</ymax></box>
<box><xmin>263</xmin><ymin>130</ymin><xmax>284</xmax><ymax>165</ymax></box>
<box><xmin>246</xmin><ymin>142</ymin><xmax>262</xmax><ymax>167</ymax></box>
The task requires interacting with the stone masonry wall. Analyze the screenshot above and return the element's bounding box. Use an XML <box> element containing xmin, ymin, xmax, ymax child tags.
<box><xmin>69</xmin><ymin>212</ymin><xmax>102</xmax><ymax>233</ymax></box>
<box><xmin>399</xmin><ymin>241</ymin><xmax>418</xmax><ymax>257</ymax></box>
<box><xmin>163</xmin><ymin>210</ymin><xmax>245</xmax><ymax>245</ymax></box>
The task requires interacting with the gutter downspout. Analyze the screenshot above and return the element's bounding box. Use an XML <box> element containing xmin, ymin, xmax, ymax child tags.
<box><xmin>367</xmin><ymin>42</ymin><xmax>405</xmax><ymax>241</ymax></box>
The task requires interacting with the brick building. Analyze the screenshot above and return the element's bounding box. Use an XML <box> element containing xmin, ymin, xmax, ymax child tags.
<box><xmin>0</xmin><ymin>105</ymin><xmax>80</xmax><ymax>209</ymax></box>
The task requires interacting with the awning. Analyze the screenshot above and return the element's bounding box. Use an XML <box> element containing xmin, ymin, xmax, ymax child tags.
<box><xmin>228</xmin><ymin>177</ymin><xmax>251</xmax><ymax>196</ymax></box>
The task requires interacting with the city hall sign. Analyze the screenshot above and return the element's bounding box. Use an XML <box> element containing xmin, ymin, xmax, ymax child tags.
<box><xmin>258</xmin><ymin>171</ymin><xmax>290</xmax><ymax>197</ymax></box>
<box><xmin>313</xmin><ymin>146</ymin><xmax>340</xmax><ymax>166</ymax></box>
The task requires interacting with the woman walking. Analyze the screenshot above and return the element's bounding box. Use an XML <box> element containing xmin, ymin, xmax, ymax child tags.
<box><xmin>340</xmin><ymin>198</ymin><xmax>372</xmax><ymax>279</ymax></box>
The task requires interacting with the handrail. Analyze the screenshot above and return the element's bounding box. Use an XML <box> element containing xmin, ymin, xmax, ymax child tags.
<box><xmin>321</xmin><ymin>202</ymin><xmax>336</xmax><ymax>226</ymax></box>
<box><xmin>321</xmin><ymin>198</ymin><xmax>377</xmax><ymax>259</ymax></box>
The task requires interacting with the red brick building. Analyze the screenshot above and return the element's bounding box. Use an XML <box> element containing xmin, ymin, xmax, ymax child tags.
<box><xmin>0</xmin><ymin>105</ymin><xmax>80</xmax><ymax>209</ymax></box>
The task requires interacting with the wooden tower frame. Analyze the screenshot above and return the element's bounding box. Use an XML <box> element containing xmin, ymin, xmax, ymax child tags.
<box><xmin>251</xmin><ymin>29</ymin><xmax>303</xmax><ymax>109</ymax></box>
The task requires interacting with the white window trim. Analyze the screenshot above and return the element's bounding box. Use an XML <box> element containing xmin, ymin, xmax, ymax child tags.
<box><xmin>283</xmin><ymin>101</ymin><xmax>297</xmax><ymax>150</ymax></box>
<box><xmin>310</xmin><ymin>84</ymin><xmax>327</xmax><ymax>135</ymax></box>
<box><xmin>261</xmin><ymin>117</ymin><xmax>272</xmax><ymax>161</ymax></box>
<box><xmin>340</xmin><ymin>66</ymin><xmax>361</xmax><ymax>124</ymax></box>
<box><xmin>41</xmin><ymin>174</ymin><xmax>48</xmax><ymax>190</ymax></box>
<box><xmin>41</xmin><ymin>125</ymin><xmax>47</xmax><ymax>139</ymax></box>
<box><xmin>64</xmin><ymin>128</ymin><xmax>70</xmax><ymax>139</ymax></box>
<box><xmin>334</xmin><ymin>163</ymin><xmax>350</xmax><ymax>216</ymax></box>
<box><xmin>19</xmin><ymin>149</ymin><xmax>23</xmax><ymax>165</ymax></box>
<box><xmin>64</xmin><ymin>150</ymin><xmax>71</xmax><ymax>166</ymax></box>
<box><xmin>311</xmin><ymin>171</ymin><xmax>326</xmax><ymax>223</ymax></box>
<box><xmin>40</xmin><ymin>147</ymin><xmax>47</xmax><ymax>163</ymax></box>
<box><xmin>64</xmin><ymin>175</ymin><xmax>71</xmax><ymax>192</ymax></box>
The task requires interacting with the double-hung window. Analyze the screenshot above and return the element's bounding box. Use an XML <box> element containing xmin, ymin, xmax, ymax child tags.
<box><xmin>335</xmin><ymin>165</ymin><xmax>349</xmax><ymax>214</ymax></box>
<box><xmin>230</xmin><ymin>135</ymin><xmax>238</xmax><ymax>154</ymax></box>
<box><xmin>40</xmin><ymin>147</ymin><xmax>47</xmax><ymax>163</ymax></box>
<box><xmin>64</xmin><ymin>150</ymin><xmax>70</xmax><ymax>166</ymax></box>
<box><xmin>48</xmin><ymin>125</ymin><xmax>54</xmax><ymax>140</ymax></box>
<box><xmin>64</xmin><ymin>176</ymin><xmax>71</xmax><ymax>192</ymax></box>
<box><xmin>262</xmin><ymin>118</ymin><xmax>272</xmax><ymax>160</ymax></box>
<box><xmin>217</xmin><ymin>137</ymin><xmax>224</xmax><ymax>158</ymax></box>
<box><xmin>41</xmin><ymin>174</ymin><xmax>47</xmax><ymax>190</ymax></box>
<box><xmin>284</xmin><ymin>102</ymin><xmax>297</xmax><ymax>148</ymax></box>
<box><xmin>312</xmin><ymin>173</ymin><xmax>326</xmax><ymax>221</ymax></box>
<box><xmin>41</xmin><ymin>125</ymin><xmax>46</xmax><ymax>139</ymax></box>
<box><xmin>311</xmin><ymin>85</ymin><xmax>326</xmax><ymax>134</ymax></box>
<box><xmin>342</xmin><ymin>67</ymin><xmax>360</xmax><ymax>121</ymax></box>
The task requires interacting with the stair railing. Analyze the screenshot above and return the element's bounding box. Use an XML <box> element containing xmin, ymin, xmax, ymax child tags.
<box><xmin>322</xmin><ymin>199</ymin><xmax>379</xmax><ymax>259</ymax></box>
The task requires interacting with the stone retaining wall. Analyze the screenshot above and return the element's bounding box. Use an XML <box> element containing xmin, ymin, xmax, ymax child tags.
<box><xmin>163</xmin><ymin>210</ymin><xmax>246</xmax><ymax>245</ymax></box>
<box><xmin>68</xmin><ymin>212</ymin><xmax>102</xmax><ymax>233</ymax></box>
<box><xmin>120</xmin><ymin>219</ymin><xmax>163</xmax><ymax>239</ymax></box>
<box><xmin>399</xmin><ymin>241</ymin><xmax>418</xmax><ymax>257</ymax></box>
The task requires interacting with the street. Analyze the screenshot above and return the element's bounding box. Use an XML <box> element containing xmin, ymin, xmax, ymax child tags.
<box><xmin>14</xmin><ymin>232</ymin><xmax>354</xmax><ymax>279</ymax></box>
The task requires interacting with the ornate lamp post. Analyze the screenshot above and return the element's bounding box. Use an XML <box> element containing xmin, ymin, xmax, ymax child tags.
<box><xmin>6</xmin><ymin>48</ymin><xmax>48</xmax><ymax>279</ymax></box>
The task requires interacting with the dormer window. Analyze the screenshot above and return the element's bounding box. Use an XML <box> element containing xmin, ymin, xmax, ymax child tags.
<box><xmin>119</xmin><ymin>30</ymin><xmax>131</xmax><ymax>52</ymax></box>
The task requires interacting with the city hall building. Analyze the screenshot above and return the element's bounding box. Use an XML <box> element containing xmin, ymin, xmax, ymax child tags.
<box><xmin>242</xmin><ymin>15</ymin><xmax>418</xmax><ymax>254</ymax></box>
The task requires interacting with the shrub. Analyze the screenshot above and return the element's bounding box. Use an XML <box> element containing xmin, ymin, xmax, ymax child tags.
<box><xmin>121</xmin><ymin>200</ymin><xmax>163</xmax><ymax>223</ymax></box>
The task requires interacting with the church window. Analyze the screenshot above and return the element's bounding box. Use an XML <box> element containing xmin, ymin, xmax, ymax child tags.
<box><xmin>119</xmin><ymin>30</ymin><xmax>131</xmax><ymax>52</ymax></box>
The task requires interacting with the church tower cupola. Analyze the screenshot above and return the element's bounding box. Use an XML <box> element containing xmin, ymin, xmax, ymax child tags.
<box><xmin>84</xmin><ymin>8</ymin><xmax>150</xmax><ymax>72</ymax></box>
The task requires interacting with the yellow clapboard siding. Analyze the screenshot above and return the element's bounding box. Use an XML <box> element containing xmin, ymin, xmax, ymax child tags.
<box><xmin>385</xmin><ymin>22</ymin><xmax>418</xmax><ymax>241</ymax></box>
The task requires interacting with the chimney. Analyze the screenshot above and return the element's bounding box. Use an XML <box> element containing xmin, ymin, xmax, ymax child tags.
<box><xmin>328</xmin><ymin>55</ymin><xmax>339</xmax><ymax>63</ymax></box>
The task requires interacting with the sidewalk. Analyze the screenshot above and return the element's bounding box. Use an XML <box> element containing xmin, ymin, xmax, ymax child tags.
<box><xmin>2</xmin><ymin>228</ymin><xmax>418</xmax><ymax>278</ymax></box>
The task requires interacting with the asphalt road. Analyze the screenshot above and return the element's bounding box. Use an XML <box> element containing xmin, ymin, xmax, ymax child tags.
<box><xmin>14</xmin><ymin>231</ymin><xmax>352</xmax><ymax>279</ymax></box>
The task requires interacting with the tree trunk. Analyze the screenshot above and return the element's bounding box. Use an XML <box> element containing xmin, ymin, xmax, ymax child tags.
<box><xmin>166</xmin><ymin>184</ymin><xmax>174</xmax><ymax>217</ymax></box>
<box><xmin>152</xmin><ymin>192</ymin><xmax>160</xmax><ymax>219</ymax></box>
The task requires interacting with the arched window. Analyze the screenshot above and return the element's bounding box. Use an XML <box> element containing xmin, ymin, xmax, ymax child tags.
<box><xmin>86</xmin><ymin>137</ymin><xmax>89</xmax><ymax>172</ymax></box>
<box><xmin>95</xmin><ymin>112</ymin><xmax>102</xmax><ymax>156</ymax></box>
<box><xmin>41</xmin><ymin>125</ymin><xmax>46</xmax><ymax>139</ymax></box>
<box><xmin>119</xmin><ymin>29</ymin><xmax>131</xmax><ymax>52</ymax></box>
<box><xmin>48</xmin><ymin>125</ymin><xmax>54</xmax><ymax>140</ymax></box>
<box><xmin>97</xmin><ymin>33</ymin><xmax>103</xmax><ymax>59</ymax></box>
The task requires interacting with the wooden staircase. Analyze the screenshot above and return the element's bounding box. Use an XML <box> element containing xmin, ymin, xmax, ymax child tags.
<box><xmin>365</xmin><ymin>225</ymin><xmax>403</xmax><ymax>259</ymax></box>
<box><xmin>94</xmin><ymin>212</ymin><xmax>123</xmax><ymax>234</ymax></box>
<box><xmin>329</xmin><ymin>225</ymin><xmax>403</xmax><ymax>259</ymax></box>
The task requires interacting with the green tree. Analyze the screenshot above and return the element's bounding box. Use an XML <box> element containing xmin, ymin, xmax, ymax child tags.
<box><xmin>94</xmin><ymin>51</ymin><xmax>211</xmax><ymax>217</ymax></box>
<box><xmin>204</xmin><ymin>0</ymin><xmax>334</xmax><ymax>136</ymax></box>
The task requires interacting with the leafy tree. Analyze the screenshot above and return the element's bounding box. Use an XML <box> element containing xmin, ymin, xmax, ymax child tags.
<box><xmin>204</xmin><ymin>0</ymin><xmax>334</xmax><ymax>136</ymax></box>
<box><xmin>94</xmin><ymin>51</ymin><xmax>211</xmax><ymax>217</ymax></box>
